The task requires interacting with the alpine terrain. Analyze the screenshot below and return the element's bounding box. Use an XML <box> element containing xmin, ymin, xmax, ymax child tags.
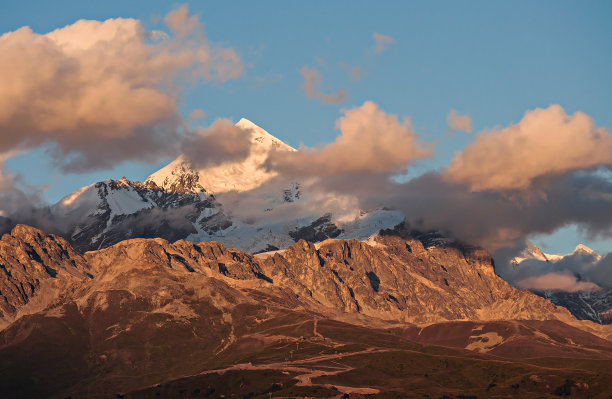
<box><xmin>50</xmin><ymin>119</ymin><xmax>404</xmax><ymax>254</ymax></box>
<box><xmin>1</xmin><ymin>224</ymin><xmax>612</xmax><ymax>398</ymax></box>
<box><xmin>2</xmin><ymin>121</ymin><xmax>611</xmax><ymax>397</ymax></box>
<box><xmin>512</xmin><ymin>242</ymin><xmax>612</xmax><ymax>324</ymax></box>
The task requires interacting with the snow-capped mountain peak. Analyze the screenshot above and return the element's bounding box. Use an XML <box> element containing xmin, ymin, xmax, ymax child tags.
<box><xmin>573</xmin><ymin>243</ymin><xmax>601</xmax><ymax>260</ymax></box>
<box><xmin>512</xmin><ymin>241</ymin><xmax>601</xmax><ymax>266</ymax></box>
<box><xmin>511</xmin><ymin>240</ymin><xmax>556</xmax><ymax>264</ymax></box>
<box><xmin>49</xmin><ymin>117</ymin><xmax>405</xmax><ymax>254</ymax></box>
<box><xmin>145</xmin><ymin>118</ymin><xmax>295</xmax><ymax>194</ymax></box>
<box><xmin>235</xmin><ymin>118</ymin><xmax>295</xmax><ymax>152</ymax></box>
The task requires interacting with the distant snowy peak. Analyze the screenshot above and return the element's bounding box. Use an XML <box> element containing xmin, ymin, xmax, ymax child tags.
<box><xmin>573</xmin><ymin>243</ymin><xmax>602</xmax><ymax>260</ymax></box>
<box><xmin>511</xmin><ymin>241</ymin><xmax>556</xmax><ymax>264</ymax></box>
<box><xmin>145</xmin><ymin>118</ymin><xmax>295</xmax><ymax>194</ymax></box>
<box><xmin>512</xmin><ymin>241</ymin><xmax>600</xmax><ymax>266</ymax></box>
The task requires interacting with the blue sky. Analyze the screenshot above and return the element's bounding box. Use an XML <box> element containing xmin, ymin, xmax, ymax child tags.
<box><xmin>2</xmin><ymin>1</ymin><xmax>611</xmax><ymax>254</ymax></box>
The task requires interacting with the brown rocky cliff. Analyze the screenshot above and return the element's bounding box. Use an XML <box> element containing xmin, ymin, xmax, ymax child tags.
<box><xmin>0</xmin><ymin>224</ymin><xmax>578</xmax><ymax>332</ymax></box>
<box><xmin>260</xmin><ymin>235</ymin><xmax>571</xmax><ymax>324</ymax></box>
<box><xmin>0</xmin><ymin>225</ymin><xmax>90</xmax><ymax>327</ymax></box>
<box><xmin>85</xmin><ymin>238</ymin><xmax>266</xmax><ymax>281</ymax></box>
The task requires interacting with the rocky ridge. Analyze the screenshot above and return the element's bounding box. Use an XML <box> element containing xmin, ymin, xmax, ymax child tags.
<box><xmin>1</xmin><ymin>224</ymin><xmax>612</xmax><ymax>398</ymax></box>
<box><xmin>0</xmin><ymin>225</ymin><xmax>91</xmax><ymax>329</ymax></box>
<box><xmin>0</xmin><ymin>224</ymin><xmax>583</xmax><ymax>331</ymax></box>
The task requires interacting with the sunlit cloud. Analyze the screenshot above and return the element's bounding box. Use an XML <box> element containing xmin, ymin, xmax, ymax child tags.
<box><xmin>0</xmin><ymin>4</ymin><xmax>243</xmax><ymax>172</ymax></box>
<box><xmin>181</xmin><ymin>119</ymin><xmax>252</xmax><ymax>169</ymax></box>
<box><xmin>517</xmin><ymin>272</ymin><xmax>600</xmax><ymax>292</ymax></box>
<box><xmin>446</xmin><ymin>105</ymin><xmax>612</xmax><ymax>191</ymax></box>
<box><xmin>300</xmin><ymin>65</ymin><xmax>347</xmax><ymax>104</ymax></box>
<box><xmin>266</xmin><ymin>101</ymin><xmax>431</xmax><ymax>177</ymax></box>
<box><xmin>188</xmin><ymin>109</ymin><xmax>206</xmax><ymax>120</ymax></box>
<box><xmin>446</xmin><ymin>109</ymin><xmax>472</xmax><ymax>133</ymax></box>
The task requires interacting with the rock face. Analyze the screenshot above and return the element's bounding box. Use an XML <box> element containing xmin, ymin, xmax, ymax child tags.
<box><xmin>261</xmin><ymin>236</ymin><xmax>570</xmax><ymax>324</ymax></box>
<box><xmin>0</xmin><ymin>225</ymin><xmax>611</xmax><ymax>398</ymax></box>
<box><xmin>0</xmin><ymin>225</ymin><xmax>90</xmax><ymax>328</ymax></box>
<box><xmin>51</xmin><ymin>177</ymin><xmax>218</xmax><ymax>252</ymax></box>
<box><xmin>539</xmin><ymin>289</ymin><xmax>612</xmax><ymax>324</ymax></box>
<box><xmin>0</xmin><ymin>224</ymin><xmax>574</xmax><ymax>330</ymax></box>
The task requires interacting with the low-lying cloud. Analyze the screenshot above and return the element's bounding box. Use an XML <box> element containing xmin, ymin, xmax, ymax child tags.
<box><xmin>0</xmin><ymin>4</ymin><xmax>243</xmax><ymax>172</ymax></box>
<box><xmin>517</xmin><ymin>273</ymin><xmax>600</xmax><ymax>292</ymax></box>
<box><xmin>501</xmin><ymin>247</ymin><xmax>612</xmax><ymax>291</ymax></box>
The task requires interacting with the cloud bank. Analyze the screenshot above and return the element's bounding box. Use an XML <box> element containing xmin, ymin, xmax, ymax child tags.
<box><xmin>517</xmin><ymin>273</ymin><xmax>600</xmax><ymax>292</ymax></box>
<box><xmin>266</xmin><ymin>101</ymin><xmax>431</xmax><ymax>177</ymax></box>
<box><xmin>446</xmin><ymin>105</ymin><xmax>612</xmax><ymax>191</ymax></box>
<box><xmin>0</xmin><ymin>4</ymin><xmax>243</xmax><ymax>172</ymax></box>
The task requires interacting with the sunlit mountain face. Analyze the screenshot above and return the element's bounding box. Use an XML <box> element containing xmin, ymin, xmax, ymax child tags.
<box><xmin>0</xmin><ymin>2</ymin><xmax>611</xmax><ymax>398</ymax></box>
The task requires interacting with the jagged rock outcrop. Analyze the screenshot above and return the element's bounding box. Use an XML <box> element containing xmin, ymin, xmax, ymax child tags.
<box><xmin>85</xmin><ymin>237</ymin><xmax>268</xmax><ymax>282</ymax></box>
<box><xmin>288</xmin><ymin>214</ymin><xmax>342</xmax><ymax>242</ymax></box>
<box><xmin>0</xmin><ymin>225</ymin><xmax>90</xmax><ymax>328</ymax></box>
<box><xmin>261</xmin><ymin>235</ymin><xmax>571</xmax><ymax>324</ymax></box>
<box><xmin>1</xmin><ymin>225</ymin><xmax>611</xmax><ymax>398</ymax></box>
<box><xmin>0</xmin><ymin>224</ymin><xmax>578</xmax><ymax>330</ymax></box>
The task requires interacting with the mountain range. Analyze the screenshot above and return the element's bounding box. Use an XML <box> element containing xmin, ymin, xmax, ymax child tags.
<box><xmin>49</xmin><ymin>119</ymin><xmax>404</xmax><ymax>254</ymax></box>
<box><xmin>512</xmin><ymin>241</ymin><xmax>612</xmax><ymax>325</ymax></box>
<box><xmin>1</xmin><ymin>119</ymin><xmax>611</xmax><ymax>397</ymax></box>
<box><xmin>2</xmin><ymin>224</ymin><xmax>612</xmax><ymax>397</ymax></box>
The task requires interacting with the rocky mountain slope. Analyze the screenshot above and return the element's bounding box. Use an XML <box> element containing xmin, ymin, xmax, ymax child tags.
<box><xmin>541</xmin><ymin>289</ymin><xmax>612</xmax><ymax>324</ymax></box>
<box><xmin>1</xmin><ymin>224</ymin><xmax>611</xmax><ymax>398</ymax></box>
<box><xmin>512</xmin><ymin>241</ymin><xmax>612</xmax><ymax>324</ymax></box>
<box><xmin>1</xmin><ymin>224</ymin><xmax>579</xmax><ymax>330</ymax></box>
<box><xmin>50</xmin><ymin>119</ymin><xmax>404</xmax><ymax>253</ymax></box>
<box><xmin>0</xmin><ymin>225</ymin><xmax>91</xmax><ymax>329</ymax></box>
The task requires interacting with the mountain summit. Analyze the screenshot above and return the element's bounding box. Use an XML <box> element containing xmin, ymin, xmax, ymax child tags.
<box><xmin>49</xmin><ymin>119</ymin><xmax>404</xmax><ymax>253</ymax></box>
<box><xmin>512</xmin><ymin>242</ymin><xmax>611</xmax><ymax>324</ymax></box>
<box><xmin>145</xmin><ymin>118</ymin><xmax>296</xmax><ymax>194</ymax></box>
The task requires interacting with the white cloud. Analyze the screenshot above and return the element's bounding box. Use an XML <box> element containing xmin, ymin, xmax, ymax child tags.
<box><xmin>446</xmin><ymin>105</ymin><xmax>612</xmax><ymax>191</ymax></box>
<box><xmin>0</xmin><ymin>4</ymin><xmax>243</xmax><ymax>172</ymax></box>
